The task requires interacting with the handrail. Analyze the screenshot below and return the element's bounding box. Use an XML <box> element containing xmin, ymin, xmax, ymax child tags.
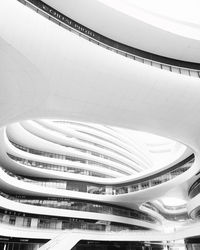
<box><xmin>9</xmin><ymin>141</ymin><xmax>129</xmax><ymax>176</ymax></box>
<box><xmin>188</xmin><ymin>177</ymin><xmax>200</xmax><ymax>199</ymax></box>
<box><xmin>8</xmin><ymin>154</ymin><xmax>112</xmax><ymax>179</ymax></box>
<box><xmin>143</xmin><ymin>202</ymin><xmax>189</xmax><ymax>221</ymax></box>
<box><xmin>0</xmin><ymin>208</ymin><xmax>147</xmax><ymax>232</ymax></box>
<box><xmin>0</xmin><ymin>190</ymin><xmax>158</xmax><ymax>224</ymax></box>
<box><xmin>17</xmin><ymin>0</ymin><xmax>200</xmax><ymax>77</ymax></box>
<box><xmin>144</xmin><ymin>202</ymin><xmax>186</xmax><ymax>212</ymax></box>
<box><xmin>5</xmin><ymin>153</ymin><xmax>194</xmax><ymax>195</ymax></box>
<box><xmin>8</xmin><ymin>140</ymin><xmax>194</xmax><ymax>187</ymax></box>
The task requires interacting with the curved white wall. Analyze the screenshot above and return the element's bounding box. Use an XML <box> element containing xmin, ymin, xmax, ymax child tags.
<box><xmin>43</xmin><ymin>0</ymin><xmax>200</xmax><ymax>62</ymax></box>
<box><xmin>0</xmin><ymin>0</ymin><xmax>200</xmax><ymax>242</ymax></box>
<box><xmin>0</xmin><ymin>0</ymin><xmax>199</xmax><ymax>151</ymax></box>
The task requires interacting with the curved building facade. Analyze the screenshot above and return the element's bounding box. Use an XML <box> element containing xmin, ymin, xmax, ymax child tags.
<box><xmin>1</xmin><ymin>0</ymin><xmax>200</xmax><ymax>250</ymax></box>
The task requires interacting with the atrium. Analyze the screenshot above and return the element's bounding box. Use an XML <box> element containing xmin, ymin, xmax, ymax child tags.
<box><xmin>0</xmin><ymin>0</ymin><xmax>200</xmax><ymax>249</ymax></box>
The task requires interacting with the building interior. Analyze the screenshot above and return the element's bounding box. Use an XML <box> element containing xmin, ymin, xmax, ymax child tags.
<box><xmin>0</xmin><ymin>0</ymin><xmax>200</xmax><ymax>249</ymax></box>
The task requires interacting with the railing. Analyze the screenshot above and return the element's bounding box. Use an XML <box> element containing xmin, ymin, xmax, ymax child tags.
<box><xmin>143</xmin><ymin>202</ymin><xmax>189</xmax><ymax>221</ymax></box>
<box><xmin>0</xmin><ymin>190</ymin><xmax>158</xmax><ymax>224</ymax></box>
<box><xmin>0</xmin><ymin>209</ymin><xmax>149</xmax><ymax>231</ymax></box>
<box><xmin>9</xmin><ymin>141</ymin><xmax>129</xmax><ymax>175</ymax></box>
<box><xmin>188</xmin><ymin>178</ymin><xmax>200</xmax><ymax>199</ymax></box>
<box><xmin>46</xmin><ymin>120</ymin><xmax>144</xmax><ymax>165</ymax></box>
<box><xmin>8</xmin><ymin>154</ymin><xmax>111</xmax><ymax>178</ymax></box>
<box><xmin>189</xmin><ymin>206</ymin><xmax>200</xmax><ymax>219</ymax></box>
<box><xmin>6</xmin><ymin>153</ymin><xmax>194</xmax><ymax>195</ymax></box>
<box><xmin>45</xmin><ymin>121</ymin><xmax>140</xmax><ymax>164</ymax></box>
<box><xmin>160</xmin><ymin>204</ymin><xmax>186</xmax><ymax>211</ymax></box>
<box><xmin>17</xmin><ymin>0</ymin><xmax>200</xmax><ymax>77</ymax></box>
<box><xmin>145</xmin><ymin>201</ymin><xmax>186</xmax><ymax>211</ymax></box>
<box><xmin>34</xmin><ymin>121</ymin><xmax>137</xmax><ymax>170</ymax></box>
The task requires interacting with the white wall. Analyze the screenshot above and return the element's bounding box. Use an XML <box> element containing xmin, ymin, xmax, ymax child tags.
<box><xmin>43</xmin><ymin>0</ymin><xmax>200</xmax><ymax>62</ymax></box>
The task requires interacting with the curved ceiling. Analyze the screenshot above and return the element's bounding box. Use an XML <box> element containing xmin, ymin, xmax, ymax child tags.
<box><xmin>99</xmin><ymin>0</ymin><xmax>200</xmax><ymax>30</ymax></box>
<box><xmin>0</xmin><ymin>0</ymin><xmax>200</xmax><ymax>152</ymax></box>
<box><xmin>0</xmin><ymin>1</ymin><xmax>200</xmax><ymax>191</ymax></box>
<box><xmin>1</xmin><ymin>0</ymin><xmax>200</xmax><ymax>242</ymax></box>
<box><xmin>0</xmin><ymin>119</ymin><xmax>188</xmax><ymax>179</ymax></box>
<box><xmin>43</xmin><ymin>0</ymin><xmax>200</xmax><ymax>62</ymax></box>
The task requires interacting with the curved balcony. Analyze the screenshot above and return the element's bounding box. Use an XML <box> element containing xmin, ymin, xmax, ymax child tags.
<box><xmin>8</xmin><ymin>154</ymin><xmax>112</xmax><ymax>179</ymax></box>
<box><xmin>187</xmin><ymin>180</ymin><xmax>200</xmax><ymax>219</ymax></box>
<box><xmin>142</xmin><ymin>202</ymin><xmax>189</xmax><ymax>221</ymax></box>
<box><xmin>18</xmin><ymin>0</ymin><xmax>200</xmax><ymax>77</ymax></box>
<box><xmin>9</xmin><ymin>142</ymin><xmax>130</xmax><ymax>176</ymax></box>
<box><xmin>0</xmin><ymin>191</ymin><xmax>158</xmax><ymax>224</ymax></box>
<box><xmin>5</xmin><ymin>154</ymin><xmax>194</xmax><ymax>195</ymax></box>
<box><xmin>188</xmin><ymin>178</ymin><xmax>200</xmax><ymax>199</ymax></box>
<box><xmin>32</xmin><ymin>120</ymin><xmax>146</xmax><ymax>170</ymax></box>
<box><xmin>0</xmin><ymin>208</ymin><xmax>148</xmax><ymax>232</ymax></box>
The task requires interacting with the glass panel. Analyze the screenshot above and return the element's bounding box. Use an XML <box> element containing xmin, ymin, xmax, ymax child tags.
<box><xmin>152</xmin><ymin>62</ymin><xmax>161</xmax><ymax>68</ymax></box>
<box><xmin>180</xmin><ymin>68</ymin><xmax>190</xmax><ymax>75</ymax></box>
<box><xmin>171</xmin><ymin>67</ymin><xmax>180</xmax><ymax>73</ymax></box>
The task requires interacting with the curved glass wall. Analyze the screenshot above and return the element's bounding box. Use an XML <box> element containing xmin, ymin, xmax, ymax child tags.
<box><xmin>0</xmin><ymin>191</ymin><xmax>158</xmax><ymax>224</ymax></box>
<box><xmin>0</xmin><ymin>208</ymin><xmax>148</xmax><ymax>231</ymax></box>
<box><xmin>18</xmin><ymin>0</ymin><xmax>200</xmax><ymax>77</ymax></box>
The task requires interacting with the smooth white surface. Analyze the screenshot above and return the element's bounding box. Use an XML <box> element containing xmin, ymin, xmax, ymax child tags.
<box><xmin>98</xmin><ymin>0</ymin><xmax>200</xmax><ymax>39</ymax></box>
<box><xmin>0</xmin><ymin>0</ymin><xmax>200</xmax><ymax>241</ymax></box>
<box><xmin>103</xmin><ymin>0</ymin><xmax>200</xmax><ymax>25</ymax></box>
<box><xmin>0</xmin><ymin>1</ymin><xmax>200</xmax><ymax>149</ymax></box>
<box><xmin>0</xmin><ymin>158</ymin><xmax>197</xmax><ymax>208</ymax></box>
<box><xmin>0</xmin><ymin>195</ymin><xmax>160</xmax><ymax>230</ymax></box>
<box><xmin>43</xmin><ymin>0</ymin><xmax>200</xmax><ymax>62</ymax></box>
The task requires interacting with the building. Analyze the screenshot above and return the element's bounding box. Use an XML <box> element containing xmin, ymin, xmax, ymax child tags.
<box><xmin>0</xmin><ymin>0</ymin><xmax>200</xmax><ymax>249</ymax></box>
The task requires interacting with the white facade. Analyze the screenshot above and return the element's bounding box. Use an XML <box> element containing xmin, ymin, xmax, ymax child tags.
<box><xmin>1</xmin><ymin>0</ymin><xmax>200</xmax><ymax>249</ymax></box>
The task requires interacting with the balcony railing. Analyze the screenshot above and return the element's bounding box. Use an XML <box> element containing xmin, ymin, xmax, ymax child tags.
<box><xmin>0</xmin><ymin>208</ymin><xmax>150</xmax><ymax>231</ymax></box>
<box><xmin>188</xmin><ymin>178</ymin><xmax>200</xmax><ymax>199</ymax></box>
<box><xmin>9</xmin><ymin>141</ymin><xmax>129</xmax><ymax>175</ymax></box>
<box><xmin>8</xmin><ymin>154</ymin><xmax>111</xmax><ymax>178</ymax></box>
<box><xmin>17</xmin><ymin>0</ymin><xmax>200</xmax><ymax>78</ymax></box>
<box><xmin>143</xmin><ymin>202</ymin><xmax>189</xmax><ymax>221</ymax></box>
<box><xmin>6</xmin><ymin>153</ymin><xmax>194</xmax><ymax>195</ymax></box>
<box><xmin>0</xmin><ymin>191</ymin><xmax>158</xmax><ymax>224</ymax></box>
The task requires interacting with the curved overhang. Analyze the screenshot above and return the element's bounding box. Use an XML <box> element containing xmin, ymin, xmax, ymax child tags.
<box><xmin>98</xmin><ymin>0</ymin><xmax>200</xmax><ymax>39</ymax></box>
<box><xmin>42</xmin><ymin>0</ymin><xmax>200</xmax><ymax>63</ymax></box>
<box><xmin>0</xmin><ymin>0</ymin><xmax>200</xmax><ymax>242</ymax></box>
<box><xmin>0</xmin><ymin>1</ymin><xmax>200</xmax><ymax>153</ymax></box>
